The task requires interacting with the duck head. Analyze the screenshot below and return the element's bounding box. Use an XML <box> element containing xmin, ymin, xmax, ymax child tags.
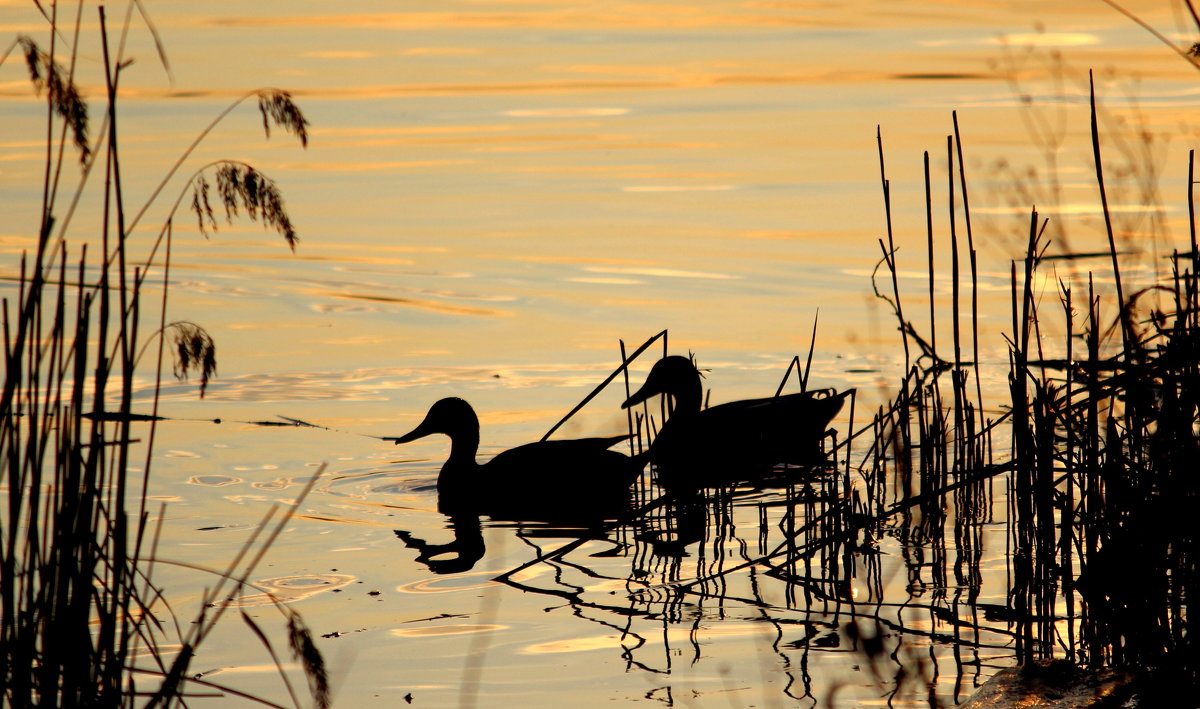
<box><xmin>622</xmin><ymin>356</ymin><xmax>703</xmax><ymax>413</ymax></box>
<box><xmin>391</xmin><ymin>397</ymin><xmax>481</xmax><ymax>456</ymax></box>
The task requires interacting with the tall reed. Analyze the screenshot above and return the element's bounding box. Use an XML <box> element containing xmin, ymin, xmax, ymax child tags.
<box><xmin>869</xmin><ymin>87</ymin><xmax>1200</xmax><ymax>697</ymax></box>
<box><xmin>2</xmin><ymin>4</ymin><xmax>324</xmax><ymax>706</ymax></box>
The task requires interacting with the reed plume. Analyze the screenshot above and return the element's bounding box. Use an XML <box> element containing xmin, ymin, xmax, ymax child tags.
<box><xmin>259</xmin><ymin>89</ymin><xmax>310</xmax><ymax>147</ymax></box>
<box><xmin>191</xmin><ymin>162</ymin><xmax>299</xmax><ymax>250</ymax></box>
<box><xmin>166</xmin><ymin>321</ymin><xmax>217</xmax><ymax>398</ymax></box>
<box><xmin>2</xmin><ymin>6</ymin><xmax>322</xmax><ymax>707</ymax></box>
<box><xmin>16</xmin><ymin>35</ymin><xmax>89</xmax><ymax>162</ymax></box>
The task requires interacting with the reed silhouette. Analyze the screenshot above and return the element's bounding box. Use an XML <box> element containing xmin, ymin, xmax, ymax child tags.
<box><xmin>623</xmin><ymin>355</ymin><xmax>851</xmax><ymax>488</ymax></box>
<box><xmin>475</xmin><ymin>84</ymin><xmax>1200</xmax><ymax>704</ymax></box>
<box><xmin>865</xmin><ymin>85</ymin><xmax>1200</xmax><ymax>702</ymax></box>
<box><xmin>388</xmin><ymin>397</ymin><xmax>641</xmax><ymax>520</ymax></box>
<box><xmin>1</xmin><ymin>7</ymin><xmax>323</xmax><ymax>707</ymax></box>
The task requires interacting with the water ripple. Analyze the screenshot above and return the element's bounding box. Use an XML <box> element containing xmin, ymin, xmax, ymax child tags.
<box><xmin>225</xmin><ymin>573</ymin><xmax>358</xmax><ymax>607</ymax></box>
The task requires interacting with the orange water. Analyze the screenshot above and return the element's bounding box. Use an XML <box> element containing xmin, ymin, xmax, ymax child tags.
<box><xmin>2</xmin><ymin>0</ymin><xmax>1198</xmax><ymax>706</ymax></box>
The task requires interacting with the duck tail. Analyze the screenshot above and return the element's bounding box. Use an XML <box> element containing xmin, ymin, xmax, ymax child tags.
<box><xmin>810</xmin><ymin>387</ymin><xmax>854</xmax><ymax>429</ymax></box>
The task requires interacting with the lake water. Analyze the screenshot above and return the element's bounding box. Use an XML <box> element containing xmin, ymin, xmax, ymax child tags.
<box><xmin>3</xmin><ymin>0</ymin><xmax>1199</xmax><ymax>706</ymax></box>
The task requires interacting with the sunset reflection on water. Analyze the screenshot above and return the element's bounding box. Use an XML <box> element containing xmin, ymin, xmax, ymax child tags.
<box><xmin>3</xmin><ymin>0</ymin><xmax>1198</xmax><ymax>706</ymax></box>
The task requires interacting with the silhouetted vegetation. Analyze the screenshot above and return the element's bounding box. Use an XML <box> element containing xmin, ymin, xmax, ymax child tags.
<box><xmin>8</xmin><ymin>1</ymin><xmax>1195</xmax><ymax>706</ymax></box>
<box><xmin>1</xmin><ymin>5</ymin><xmax>324</xmax><ymax>707</ymax></box>
<box><xmin>865</xmin><ymin>88</ymin><xmax>1200</xmax><ymax>700</ymax></box>
<box><xmin>439</xmin><ymin>84</ymin><xmax>1200</xmax><ymax>706</ymax></box>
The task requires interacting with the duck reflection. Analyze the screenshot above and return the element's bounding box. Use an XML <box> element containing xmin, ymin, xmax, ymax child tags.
<box><xmin>395</xmin><ymin>513</ymin><xmax>485</xmax><ymax>575</ymax></box>
<box><xmin>622</xmin><ymin>356</ymin><xmax>851</xmax><ymax>489</ymax></box>
<box><xmin>632</xmin><ymin>489</ymin><xmax>707</xmax><ymax>559</ymax></box>
<box><xmin>395</xmin><ymin>502</ymin><xmax>627</xmax><ymax>575</ymax></box>
<box><xmin>387</xmin><ymin>397</ymin><xmax>641</xmax><ymax>519</ymax></box>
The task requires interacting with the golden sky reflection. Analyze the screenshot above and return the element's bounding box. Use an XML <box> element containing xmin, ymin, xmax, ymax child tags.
<box><xmin>565</xmin><ymin>276</ymin><xmax>644</xmax><ymax>285</ymax></box>
<box><xmin>203</xmin><ymin>9</ymin><xmax>840</xmax><ymax>32</ymax></box>
<box><xmin>975</xmin><ymin>203</ymin><xmax>1176</xmax><ymax>215</ymax></box>
<box><xmin>282</xmin><ymin>159</ymin><xmax>477</xmax><ymax>172</ymax></box>
<box><xmin>521</xmin><ymin>622</ymin><xmax>769</xmax><ymax>655</ymax></box>
<box><xmin>302</xmin><ymin>51</ymin><xmax>378</xmax><ymax>59</ymax></box>
<box><xmin>620</xmin><ymin>184</ymin><xmax>738</xmax><ymax>192</ymax></box>
<box><xmin>78</xmin><ymin>62</ymin><xmax>976</xmax><ymax>104</ymax></box>
<box><xmin>10</xmin><ymin>2</ymin><xmax>1200</xmax><ymax>704</ymax></box>
<box><xmin>583</xmin><ymin>265</ymin><xmax>739</xmax><ymax>279</ymax></box>
<box><xmin>145</xmin><ymin>362</ymin><xmax>647</xmax><ymax>409</ymax></box>
<box><xmin>390</xmin><ymin>623</ymin><xmax>507</xmax><ymax>638</ymax></box>
<box><xmin>394</xmin><ymin>570</ymin><xmax>500</xmax><ymax>595</ymax></box>
<box><xmin>504</xmin><ymin>107</ymin><xmax>630</xmax><ymax>117</ymax></box>
<box><xmin>318</xmin><ymin>291</ymin><xmax>513</xmax><ymax>318</ymax></box>
<box><xmin>918</xmin><ymin>32</ymin><xmax>1103</xmax><ymax>48</ymax></box>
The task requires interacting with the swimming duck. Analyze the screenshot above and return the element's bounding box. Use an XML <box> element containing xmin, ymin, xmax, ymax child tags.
<box><xmin>387</xmin><ymin>397</ymin><xmax>640</xmax><ymax>520</ymax></box>
<box><xmin>622</xmin><ymin>356</ymin><xmax>850</xmax><ymax>487</ymax></box>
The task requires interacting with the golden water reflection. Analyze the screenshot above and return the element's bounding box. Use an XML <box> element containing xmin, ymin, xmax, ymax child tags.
<box><xmin>7</xmin><ymin>0</ymin><xmax>1200</xmax><ymax>705</ymax></box>
<box><xmin>395</xmin><ymin>571</ymin><xmax>499</xmax><ymax>595</ymax></box>
<box><xmin>522</xmin><ymin>622</ymin><xmax>769</xmax><ymax>656</ymax></box>
<box><xmin>390</xmin><ymin>623</ymin><xmax>507</xmax><ymax>638</ymax></box>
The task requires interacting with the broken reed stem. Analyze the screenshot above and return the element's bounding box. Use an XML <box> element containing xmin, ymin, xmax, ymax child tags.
<box><xmin>541</xmin><ymin>329</ymin><xmax>668</xmax><ymax>441</ymax></box>
<box><xmin>952</xmin><ymin>112</ymin><xmax>987</xmax><ymax>452</ymax></box>
<box><xmin>1060</xmin><ymin>281</ymin><xmax>1077</xmax><ymax>661</ymax></box>
<box><xmin>1089</xmin><ymin>70</ymin><xmax>1132</xmax><ymax>351</ymax></box>
<box><xmin>877</xmin><ymin>125</ymin><xmax>911</xmax><ymax>371</ymax></box>
<box><xmin>772</xmin><ymin>313</ymin><xmax>819</xmax><ymax>397</ymax></box>
<box><xmin>925</xmin><ymin>150</ymin><xmax>937</xmax><ymax>362</ymax></box>
<box><xmin>801</xmin><ymin>311</ymin><xmax>818</xmax><ymax>393</ymax></box>
<box><xmin>620</xmin><ymin>339</ymin><xmax>637</xmax><ymax>457</ymax></box>
<box><xmin>1190</xmin><ymin>149</ymin><xmax>1197</xmax><ymax>260</ymax></box>
<box><xmin>947</xmin><ymin>133</ymin><xmax>966</xmax><ymax>467</ymax></box>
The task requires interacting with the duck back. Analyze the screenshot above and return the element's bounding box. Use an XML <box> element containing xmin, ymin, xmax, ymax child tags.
<box><xmin>439</xmin><ymin>435</ymin><xmax>640</xmax><ymax>521</ymax></box>
<box><xmin>649</xmin><ymin>389</ymin><xmax>848</xmax><ymax>488</ymax></box>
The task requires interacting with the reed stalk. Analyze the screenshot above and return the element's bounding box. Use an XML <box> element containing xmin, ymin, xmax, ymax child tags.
<box><xmin>2</xmin><ymin>6</ymin><xmax>324</xmax><ymax>707</ymax></box>
<box><xmin>865</xmin><ymin>92</ymin><xmax>1200</xmax><ymax>697</ymax></box>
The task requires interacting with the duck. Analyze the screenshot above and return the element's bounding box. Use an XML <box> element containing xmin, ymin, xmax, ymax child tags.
<box><xmin>621</xmin><ymin>356</ymin><xmax>850</xmax><ymax>488</ymax></box>
<box><xmin>387</xmin><ymin>397</ymin><xmax>641</xmax><ymax>521</ymax></box>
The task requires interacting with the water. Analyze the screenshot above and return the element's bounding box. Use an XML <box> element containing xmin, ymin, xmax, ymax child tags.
<box><xmin>3</xmin><ymin>0</ymin><xmax>1199</xmax><ymax>706</ymax></box>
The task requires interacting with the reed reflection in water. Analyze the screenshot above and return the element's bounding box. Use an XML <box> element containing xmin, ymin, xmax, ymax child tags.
<box><xmin>386</xmin><ymin>441</ymin><xmax>1006</xmax><ymax>707</ymax></box>
<box><xmin>370</xmin><ymin>338</ymin><xmax>1000</xmax><ymax>707</ymax></box>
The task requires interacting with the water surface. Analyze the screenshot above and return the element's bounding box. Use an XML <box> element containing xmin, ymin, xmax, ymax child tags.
<box><xmin>2</xmin><ymin>0</ymin><xmax>1199</xmax><ymax>706</ymax></box>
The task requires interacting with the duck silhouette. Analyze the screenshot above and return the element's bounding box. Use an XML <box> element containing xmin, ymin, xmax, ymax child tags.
<box><xmin>387</xmin><ymin>397</ymin><xmax>640</xmax><ymax>521</ymax></box>
<box><xmin>622</xmin><ymin>356</ymin><xmax>850</xmax><ymax>487</ymax></box>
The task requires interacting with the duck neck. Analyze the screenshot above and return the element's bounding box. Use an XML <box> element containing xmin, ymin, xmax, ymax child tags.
<box><xmin>670</xmin><ymin>379</ymin><xmax>703</xmax><ymax>417</ymax></box>
<box><xmin>443</xmin><ymin>429</ymin><xmax>480</xmax><ymax>471</ymax></box>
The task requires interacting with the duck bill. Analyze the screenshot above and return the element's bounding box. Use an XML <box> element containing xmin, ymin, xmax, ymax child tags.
<box><xmin>622</xmin><ymin>382</ymin><xmax>657</xmax><ymax>409</ymax></box>
<box><xmin>385</xmin><ymin>419</ymin><xmax>436</xmax><ymax>445</ymax></box>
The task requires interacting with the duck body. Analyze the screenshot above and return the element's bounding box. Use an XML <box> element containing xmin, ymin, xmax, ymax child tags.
<box><xmin>623</xmin><ymin>356</ymin><xmax>850</xmax><ymax>488</ymax></box>
<box><xmin>388</xmin><ymin>397</ymin><xmax>639</xmax><ymax>521</ymax></box>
